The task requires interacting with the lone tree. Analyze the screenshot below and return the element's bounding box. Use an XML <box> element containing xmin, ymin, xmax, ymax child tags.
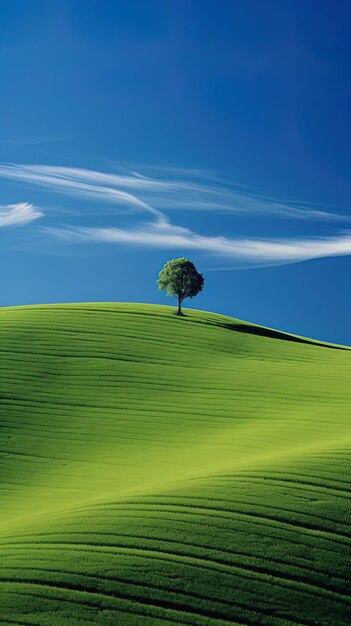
<box><xmin>157</xmin><ymin>258</ymin><xmax>204</xmax><ymax>315</ymax></box>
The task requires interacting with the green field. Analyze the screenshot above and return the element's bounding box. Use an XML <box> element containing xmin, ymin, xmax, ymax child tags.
<box><xmin>0</xmin><ymin>302</ymin><xmax>350</xmax><ymax>625</ymax></box>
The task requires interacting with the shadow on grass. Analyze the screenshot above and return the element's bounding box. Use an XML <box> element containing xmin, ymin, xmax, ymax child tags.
<box><xmin>217</xmin><ymin>322</ymin><xmax>349</xmax><ymax>351</ymax></box>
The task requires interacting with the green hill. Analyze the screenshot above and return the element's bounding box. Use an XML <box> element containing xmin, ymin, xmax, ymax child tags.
<box><xmin>0</xmin><ymin>303</ymin><xmax>350</xmax><ymax>626</ymax></box>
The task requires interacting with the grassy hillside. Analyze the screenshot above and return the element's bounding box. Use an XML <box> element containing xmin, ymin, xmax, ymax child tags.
<box><xmin>0</xmin><ymin>303</ymin><xmax>350</xmax><ymax>626</ymax></box>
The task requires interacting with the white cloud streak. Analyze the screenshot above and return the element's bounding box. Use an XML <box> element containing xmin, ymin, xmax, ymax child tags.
<box><xmin>0</xmin><ymin>163</ymin><xmax>346</xmax><ymax>221</ymax></box>
<box><xmin>1</xmin><ymin>163</ymin><xmax>350</xmax><ymax>266</ymax></box>
<box><xmin>0</xmin><ymin>202</ymin><xmax>42</xmax><ymax>227</ymax></box>
<box><xmin>0</xmin><ymin>164</ymin><xmax>165</xmax><ymax>223</ymax></box>
<box><xmin>6</xmin><ymin>134</ymin><xmax>73</xmax><ymax>147</ymax></box>
<box><xmin>44</xmin><ymin>221</ymin><xmax>351</xmax><ymax>265</ymax></box>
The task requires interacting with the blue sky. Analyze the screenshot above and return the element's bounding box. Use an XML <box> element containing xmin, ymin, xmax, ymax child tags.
<box><xmin>0</xmin><ymin>0</ymin><xmax>350</xmax><ymax>344</ymax></box>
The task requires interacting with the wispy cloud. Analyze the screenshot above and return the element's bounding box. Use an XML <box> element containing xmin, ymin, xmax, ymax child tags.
<box><xmin>0</xmin><ymin>163</ymin><xmax>346</xmax><ymax>221</ymax></box>
<box><xmin>5</xmin><ymin>134</ymin><xmax>74</xmax><ymax>147</ymax></box>
<box><xmin>0</xmin><ymin>202</ymin><xmax>43</xmax><ymax>227</ymax></box>
<box><xmin>1</xmin><ymin>163</ymin><xmax>350</xmax><ymax>267</ymax></box>
<box><xmin>44</xmin><ymin>221</ymin><xmax>351</xmax><ymax>265</ymax></box>
<box><xmin>0</xmin><ymin>164</ymin><xmax>164</xmax><ymax>222</ymax></box>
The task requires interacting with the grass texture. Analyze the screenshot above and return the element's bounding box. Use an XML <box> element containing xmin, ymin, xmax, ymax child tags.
<box><xmin>0</xmin><ymin>302</ymin><xmax>350</xmax><ymax>625</ymax></box>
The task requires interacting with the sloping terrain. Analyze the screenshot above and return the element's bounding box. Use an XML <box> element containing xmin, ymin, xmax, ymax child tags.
<box><xmin>0</xmin><ymin>303</ymin><xmax>350</xmax><ymax>626</ymax></box>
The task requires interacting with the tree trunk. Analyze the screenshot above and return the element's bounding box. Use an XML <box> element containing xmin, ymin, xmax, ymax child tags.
<box><xmin>177</xmin><ymin>294</ymin><xmax>182</xmax><ymax>315</ymax></box>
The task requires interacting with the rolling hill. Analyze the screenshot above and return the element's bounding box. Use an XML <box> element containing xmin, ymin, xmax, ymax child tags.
<box><xmin>0</xmin><ymin>302</ymin><xmax>350</xmax><ymax>626</ymax></box>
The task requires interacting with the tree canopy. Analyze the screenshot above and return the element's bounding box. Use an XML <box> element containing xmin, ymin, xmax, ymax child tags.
<box><xmin>157</xmin><ymin>257</ymin><xmax>204</xmax><ymax>315</ymax></box>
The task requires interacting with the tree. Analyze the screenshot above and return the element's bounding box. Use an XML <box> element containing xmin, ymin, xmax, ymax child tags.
<box><xmin>157</xmin><ymin>258</ymin><xmax>204</xmax><ymax>315</ymax></box>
